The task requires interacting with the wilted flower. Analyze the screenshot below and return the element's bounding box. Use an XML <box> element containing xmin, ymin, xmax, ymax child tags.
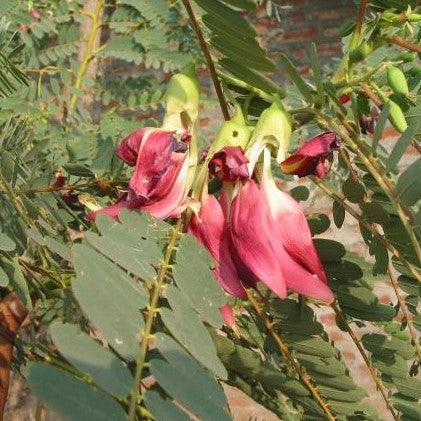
<box><xmin>359</xmin><ymin>106</ymin><xmax>380</xmax><ymax>135</ymax></box>
<box><xmin>208</xmin><ymin>146</ymin><xmax>249</xmax><ymax>182</ymax></box>
<box><xmin>280</xmin><ymin>132</ymin><xmax>339</xmax><ymax>178</ymax></box>
<box><xmin>89</xmin><ymin>128</ymin><xmax>191</xmax><ymax>221</ymax></box>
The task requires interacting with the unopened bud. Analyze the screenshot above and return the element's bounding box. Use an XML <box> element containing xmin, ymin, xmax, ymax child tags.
<box><xmin>162</xmin><ymin>63</ymin><xmax>200</xmax><ymax>130</ymax></box>
<box><xmin>387</xmin><ymin>66</ymin><xmax>409</xmax><ymax>95</ymax></box>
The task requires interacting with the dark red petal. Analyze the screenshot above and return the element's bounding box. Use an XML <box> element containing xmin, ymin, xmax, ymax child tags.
<box><xmin>209</xmin><ymin>146</ymin><xmax>249</xmax><ymax>182</ymax></box>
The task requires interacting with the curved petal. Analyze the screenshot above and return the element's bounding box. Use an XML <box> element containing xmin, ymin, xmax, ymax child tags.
<box><xmin>219</xmin><ymin>303</ymin><xmax>236</xmax><ymax>329</ymax></box>
<box><xmin>129</xmin><ymin>130</ymin><xmax>181</xmax><ymax>200</ymax></box>
<box><xmin>86</xmin><ymin>194</ymin><xmax>130</xmax><ymax>222</ymax></box>
<box><xmin>209</xmin><ymin>146</ymin><xmax>249</xmax><ymax>182</ymax></box>
<box><xmin>115</xmin><ymin>128</ymin><xmax>151</xmax><ymax>166</ymax></box>
<box><xmin>261</xmin><ymin>151</ymin><xmax>328</xmax><ymax>285</ymax></box>
<box><xmin>230</xmin><ymin>180</ymin><xmax>287</xmax><ymax>299</ymax></box>
<box><xmin>139</xmin><ymin>154</ymin><xmax>189</xmax><ymax>220</ymax></box>
<box><xmin>188</xmin><ymin>194</ymin><xmax>246</xmax><ymax>298</ymax></box>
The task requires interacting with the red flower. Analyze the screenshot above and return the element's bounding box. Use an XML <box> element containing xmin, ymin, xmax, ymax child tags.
<box><xmin>280</xmin><ymin>132</ymin><xmax>339</xmax><ymax>178</ymax></box>
<box><xmin>88</xmin><ymin>128</ymin><xmax>191</xmax><ymax>221</ymax></box>
<box><xmin>208</xmin><ymin>146</ymin><xmax>249</xmax><ymax>182</ymax></box>
<box><xmin>339</xmin><ymin>93</ymin><xmax>351</xmax><ymax>104</ymax></box>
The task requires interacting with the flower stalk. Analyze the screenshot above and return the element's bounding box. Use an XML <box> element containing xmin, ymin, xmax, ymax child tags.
<box><xmin>128</xmin><ymin>219</ymin><xmax>183</xmax><ymax>420</ymax></box>
<box><xmin>246</xmin><ymin>290</ymin><xmax>336</xmax><ymax>421</ymax></box>
<box><xmin>331</xmin><ymin>303</ymin><xmax>399</xmax><ymax>421</ymax></box>
<box><xmin>182</xmin><ymin>0</ymin><xmax>230</xmax><ymax>121</ymax></box>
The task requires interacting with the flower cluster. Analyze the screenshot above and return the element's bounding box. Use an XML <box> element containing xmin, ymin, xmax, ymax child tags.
<box><xmin>88</xmin><ymin>65</ymin><xmax>334</xmax><ymax>311</ymax></box>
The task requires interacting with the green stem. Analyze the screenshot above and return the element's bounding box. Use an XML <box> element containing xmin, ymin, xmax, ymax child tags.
<box><xmin>331</xmin><ymin>303</ymin><xmax>399</xmax><ymax>421</ymax></box>
<box><xmin>69</xmin><ymin>0</ymin><xmax>104</xmax><ymax>110</ymax></box>
<box><xmin>182</xmin><ymin>0</ymin><xmax>230</xmax><ymax>121</ymax></box>
<box><xmin>387</xmin><ymin>263</ymin><xmax>421</xmax><ymax>363</ymax></box>
<box><xmin>310</xmin><ymin>176</ymin><xmax>421</xmax><ymax>282</ymax></box>
<box><xmin>128</xmin><ymin>219</ymin><xmax>183</xmax><ymax>420</ymax></box>
<box><xmin>246</xmin><ymin>290</ymin><xmax>337</xmax><ymax>421</ymax></box>
<box><xmin>318</xmin><ymin>115</ymin><xmax>421</xmax><ymax>273</ymax></box>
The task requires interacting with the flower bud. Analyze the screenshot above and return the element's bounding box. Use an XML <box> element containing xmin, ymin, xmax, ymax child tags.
<box><xmin>388</xmin><ymin>100</ymin><xmax>408</xmax><ymax>133</ymax></box>
<box><xmin>387</xmin><ymin>66</ymin><xmax>409</xmax><ymax>95</ymax></box>
<box><xmin>162</xmin><ymin>63</ymin><xmax>200</xmax><ymax>130</ymax></box>
<box><xmin>349</xmin><ymin>42</ymin><xmax>373</xmax><ymax>64</ymax></box>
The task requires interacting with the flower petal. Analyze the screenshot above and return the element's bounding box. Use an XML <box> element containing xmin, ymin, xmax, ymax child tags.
<box><xmin>261</xmin><ymin>153</ymin><xmax>328</xmax><ymax>285</ymax></box>
<box><xmin>115</xmin><ymin>128</ymin><xmax>150</xmax><ymax>166</ymax></box>
<box><xmin>230</xmin><ymin>180</ymin><xmax>287</xmax><ymax>299</ymax></box>
<box><xmin>188</xmin><ymin>194</ymin><xmax>246</xmax><ymax>298</ymax></box>
<box><xmin>209</xmin><ymin>146</ymin><xmax>249</xmax><ymax>182</ymax></box>
<box><xmin>280</xmin><ymin>132</ymin><xmax>338</xmax><ymax>178</ymax></box>
<box><xmin>86</xmin><ymin>194</ymin><xmax>130</xmax><ymax>221</ymax></box>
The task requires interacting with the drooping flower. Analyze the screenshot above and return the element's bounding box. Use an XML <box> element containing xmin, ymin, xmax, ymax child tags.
<box><xmin>87</xmin><ymin>64</ymin><xmax>200</xmax><ymax>222</ymax></box>
<box><xmin>89</xmin><ymin>128</ymin><xmax>192</xmax><ymax>221</ymax></box>
<box><xmin>208</xmin><ymin>146</ymin><xmax>249</xmax><ymax>182</ymax></box>
<box><xmin>359</xmin><ymin>106</ymin><xmax>380</xmax><ymax>135</ymax></box>
<box><xmin>260</xmin><ymin>149</ymin><xmax>333</xmax><ymax>302</ymax></box>
<box><xmin>280</xmin><ymin>132</ymin><xmax>339</xmax><ymax>178</ymax></box>
<box><xmin>188</xmin><ymin>193</ymin><xmax>247</xmax><ymax>298</ymax></box>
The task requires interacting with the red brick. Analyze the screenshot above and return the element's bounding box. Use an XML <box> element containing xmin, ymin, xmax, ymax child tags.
<box><xmin>324</xmin><ymin>27</ymin><xmax>339</xmax><ymax>37</ymax></box>
<box><xmin>317</xmin><ymin>42</ymin><xmax>343</xmax><ymax>56</ymax></box>
<box><xmin>292</xmin><ymin>47</ymin><xmax>308</xmax><ymax>61</ymax></box>
<box><xmin>282</xmin><ymin>27</ymin><xmax>318</xmax><ymax>42</ymax></box>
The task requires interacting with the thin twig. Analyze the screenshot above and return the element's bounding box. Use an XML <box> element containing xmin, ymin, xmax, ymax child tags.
<box><xmin>310</xmin><ymin>176</ymin><xmax>421</xmax><ymax>282</ymax></box>
<box><xmin>386</xmin><ymin>35</ymin><xmax>421</xmax><ymax>54</ymax></box>
<box><xmin>331</xmin><ymin>303</ymin><xmax>399</xmax><ymax>421</ymax></box>
<box><xmin>246</xmin><ymin>290</ymin><xmax>336</xmax><ymax>421</ymax></box>
<box><xmin>128</xmin><ymin>219</ymin><xmax>183</xmax><ymax>420</ymax></box>
<box><xmin>387</xmin><ymin>263</ymin><xmax>421</xmax><ymax>363</ymax></box>
<box><xmin>317</xmin><ymin>115</ymin><xmax>421</xmax><ymax>271</ymax></box>
<box><xmin>182</xmin><ymin>0</ymin><xmax>230</xmax><ymax>121</ymax></box>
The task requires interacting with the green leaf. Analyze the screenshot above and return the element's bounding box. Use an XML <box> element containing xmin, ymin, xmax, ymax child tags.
<box><xmin>0</xmin><ymin>265</ymin><xmax>9</xmax><ymax>287</ymax></box>
<box><xmin>392</xmin><ymin>377</ymin><xmax>421</xmax><ymax>399</ymax></box>
<box><xmin>283</xmin><ymin>334</ymin><xmax>336</xmax><ymax>358</ymax></box>
<box><xmin>10</xmin><ymin>257</ymin><xmax>32</xmax><ymax>311</ymax></box>
<box><xmin>0</xmin><ymin>232</ymin><xmax>15</xmax><ymax>251</ymax></box>
<box><xmin>309</xmin><ymin>43</ymin><xmax>323</xmax><ymax>97</ymax></box>
<box><xmin>332</xmin><ymin>201</ymin><xmax>345</xmax><ymax>228</ymax></box>
<box><xmin>27</xmin><ymin>363</ymin><xmax>126</xmax><ymax>421</ymax></box>
<box><xmin>72</xmin><ymin>244</ymin><xmax>148</xmax><ymax>360</ymax></box>
<box><xmin>392</xmin><ymin>396</ymin><xmax>421</xmax><ymax>420</ymax></box>
<box><xmin>342</xmin><ymin>177</ymin><xmax>365</xmax><ymax>203</ymax></box>
<box><xmin>372</xmin><ymin>102</ymin><xmax>390</xmax><ymax>153</ymax></box>
<box><xmin>144</xmin><ymin>390</ymin><xmax>190</xmax><ymax>421</ymax></box>
<box><xmin>396</xmin><ymin>158</ymin><xmax>421</xmax><ymax>206</ymax></box>
<box><xmin>290</xmin><ymin>185</ymin><xmax>310</xmax><ymax>202</ymax></box>
<box><xmin>49</xmin><ymin>321</ymin><xmax>133</xmax><ymax>398</ymax></box>
<box><xmin>173</xmin><ymin>235</ymin><xmax>226</xmax><ymax>328</ymax></box>
<box><xmin>279</xmin><ymin>53</ymin><xmax>314</xmax><ymax>103</ymax></box>
<box><xmin>219</xmin><ymin>58</ymin><xmax>283</xmax><ymax>96</ymax></box>
<box><xmin>314</xmin><ymin>239</ymin><xmax>346</xmax><ymax>262</ymax></box>
<box><xmin>161</xmin><ymin>285</ymin><xmax>227</xmax><ymax>379</ymax></box>
<box><xmin>386</xmin><ymin>122</ymin><xmax>419</xmax><ymax>171</ymax></box>
<box><xmin>194</xmin><ymin>0</ymin><xmax>256</xmax><ymax>38</ymax></box>
<box><xmin>155</xmin><ymin>333</ymin><xmax>229</xmax><ymax>415</ymax></box>
<box><xmin>307</xmin><ymin>213</ymin><xmax>330</xmax><ymax>235</ymax></box>
<box><xmin>360</xmin><ymin>202</ymin><xmax>389</xmax><ymax>224</ymax></box>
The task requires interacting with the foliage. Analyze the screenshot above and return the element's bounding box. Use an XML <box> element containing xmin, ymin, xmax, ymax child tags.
<box><xmin>0</xmin><ymin>0</ymin><xmax>420</xmax><ymax>420</ymax></box>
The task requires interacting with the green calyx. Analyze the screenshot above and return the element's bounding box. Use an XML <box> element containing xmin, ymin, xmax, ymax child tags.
<box><xmin>209</xmin><ymin>104</ymin><xmax>253</xmax><ymax>154</ymax></box>
<box><xmin>247</xmin><ymin>96</ymin><xmax>292</xmax><ymax>162</ymax></box>
<box><xmin>162</xmin><ymin>62</ymin><xmax>200</xmax><ymax>131</ymax></box>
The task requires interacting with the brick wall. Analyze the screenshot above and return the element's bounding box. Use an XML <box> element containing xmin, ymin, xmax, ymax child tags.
<box><xmin>255</xmin><ymin>0</ymin><xmax>356</xmax><ymax>78</ymax></box>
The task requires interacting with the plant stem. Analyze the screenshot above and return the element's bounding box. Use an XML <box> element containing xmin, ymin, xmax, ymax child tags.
<box><xmin>128</xmin><ymin>219</ymin><xmax>183</xmax><ymax>420</ymax></box>
<box><xmin>385</xmin><ymin>35</ymin><xmax>421</xmax><ymax>53</ymax></box>
<box><xmin>387</xmin><ymin>263</ymin><xmax>421</xmax><ymax>363</ymax></box>
<box><xmin>0</xmin><ymin>179</ymin><xmax>124</xmax><ymax>195</ymax></box>
<box><xmin>69</xmin><ymin>0</ymin><xmax>104</xmax><ymax>110</ymax></box>
<box><xmin>331</xmin><ymin>303</ymin><xmax>399</xmax><ymax>421</ymax></box>
<box><xmin>246</xmin><ymin>290</ymin><xmax>336</xmax><ymax>421</ymax></box>
<box><xmin>318</xmin><ymin>116</ymin><xmax>421</xmax><ymax>272</ymax></box>
<box><xmin>310</xmin><ymin>176</ymin><xmax>421</xmax><ymax>282</ymax></box>
<box><xmin>182</xmin><ymin>0</ymin><xmax>230</xmax><ymax>121</ymax></box>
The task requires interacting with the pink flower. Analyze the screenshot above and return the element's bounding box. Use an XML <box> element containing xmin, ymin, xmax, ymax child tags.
<box><xmin>219</xmin><ymin>303</ymin><xmax>236</xmax><ymax>329</ymax></box>
<box><xmin>261</xmin><ymin>150</ymin><xmax>333</xmax><ymax>303</ymax></box>
<box><xmin>208</xmin><ymin>146</ymin><xmax>249</xmax><ymax>182</ymax></box>
<box><xmin>188</xmin><ymin>194</ymin><xmax>247</xmax><ymax>298</ymax></box>
<box><xmin>89</xmin><ymin>128</ymin><xmax>191</xmax><ymax>221</ymax></box>
<box><xmin>280</xmin><ymin>132</ymin><xmax>339</xmax><ymax>179</ymax></box>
